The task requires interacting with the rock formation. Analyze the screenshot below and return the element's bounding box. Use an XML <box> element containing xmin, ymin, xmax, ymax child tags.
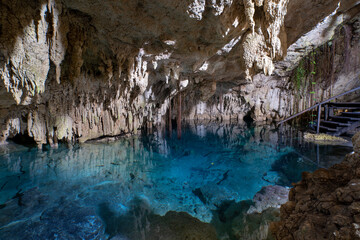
<box><xmin>271</xmin><ymin>131</ymin><xmax>360</xmax><ymax>239</ymax></box>
<box><xmin>0</xmin><ymin>0</ymin><xmax>360</xmax><ymax>146</ymax></box>
<box><xmin>247</xmin><ymin>185</ymin><xmax>289</xmax><ymax>214</ymax></box>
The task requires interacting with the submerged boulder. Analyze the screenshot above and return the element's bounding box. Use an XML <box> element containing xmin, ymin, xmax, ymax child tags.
<box><xmin>247</xmin><ymin>185</ymin><xmax>289</xmax><ymax>214</ymax></box>
<box><xmin>0</xmin><ymin>189</ymin><xmax>105</xmax><ymax>240</ymax></box>
<box><xmin>304</xmin><ymin>133</ymin><xmax>349</xmax><ymax>145</ymax></box>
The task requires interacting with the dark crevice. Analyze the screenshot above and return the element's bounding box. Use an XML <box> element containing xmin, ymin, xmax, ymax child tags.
<box><xmin>0</xmin><ymin>181</ymin><xmax>8</xmax><ymax>191</ymax></box>
<box><xmin>244</xmin><ymin>106</ymin><xmax>255</xmax><ymax>123</ymax></box>
<box><xmin>34</xmin><ymin>9</ymin><xmax>41</xmax><ymax>42</ymax></box>
<box><xmin>11</xmin><ymin>190</ymin><xmax>24</xmax><ymax>207</ymax></box>
<box><xmin>192</xmin><ymin>188</ymin><xmax>208</xmax><ymax>205</ymax></box>
<box><xmin>9</xmin><ymin>133</ymin><xmax>37</xmax><ymax>148</ymax></box>
<box><xmin>216</xmin><ymin>170</ymin><xmax>230</xmax><ymax>185</ymax></box>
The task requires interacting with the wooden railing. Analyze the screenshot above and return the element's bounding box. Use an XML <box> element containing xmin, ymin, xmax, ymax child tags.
<box><xmin>278</xmin><ymin>86</ymin><xmax>360</xmax><ymax>133</ymax></box>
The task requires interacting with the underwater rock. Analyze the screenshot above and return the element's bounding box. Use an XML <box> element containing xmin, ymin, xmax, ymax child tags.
<box><xmin>304</xmin><ymin>133</ymin><xmax>349</xmax><ymax>145</ymax></box>
<box><xmin>262</xmin><ymin>171</ymin><xmax>281</xmax><ymax>184</ymax></box>
<box><xmin>99</xmin><ymin>198</ymin><xmax>217</xmax><ymax>240</ymax></box>
<box><xmin>271</xmin><ymin>133</ymin><xmax>360</xmax><ymax>240</ymax></box>
<box><xmin>233</xmin><ymin>208</ymin><xmax>280</xmax><ymax>240</ymax></box>
<box><xmin>211</xmin><ymin>200</ymin><xmax>280</xmax><ymax>240</ymax></box>
<box><xmin>0</xmin><ymin>189</ymin><xmax>105</xmax><ymax>240</ymax></box>
<box><xmin>198</xmin><ymin>184</ymin><xmax>238</xmax><ymax>208</ymax></box>
<box><xmin>247</xmin><ymin>185</ymin><xmax>289</xmax><ymax>214</ymax></box>
<box><xmin>192</xmin><ymin>188</ymin><xmax>208</xmax><ymax>205</ymax></box>
<box><xmin>146</xmin><ymin>211</ymin><xmax>218</xmax><ymax>240</ymax></box>
<box><xmin>212</xmin><ymin>185</ymin><xmax>289</xmax><ymax>239</ymax></box>
<box><xmin>36</xmin><ymin>203</ymin><xmax>105</xmax><ymax>240</ymax></box>
<box><xmin>0</xmin><ymin>188</ymin><xmax>49</xmax><ymax>228</ymax></box>
<box><xmin>217</xmin><ymin>170</ymin><xmax>230</xmax><ymax>185</ymax></box>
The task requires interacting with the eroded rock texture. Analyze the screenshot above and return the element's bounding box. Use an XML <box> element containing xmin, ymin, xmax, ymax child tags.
<box><xmin>0</xmin><ymin>0</ymin><xmax>359</xmax><ymax>145</ymax></box>
<box><xmin>271</xmin><ymin>132</ymin><xmax>360</xmax><ymax>240</ymax></box>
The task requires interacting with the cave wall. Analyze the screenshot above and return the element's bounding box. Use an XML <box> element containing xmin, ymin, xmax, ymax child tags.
<box><xmin>185</xmin><ymin>11</ymin><xmax>360</xmax><ymax>122</ymax></box>
<box><xmin>0</xmin><ymin>0</ymin><xmax>359</xmax><ymax>145</ymax></box>
<box><xmin>0</xmin><ymin>0</ymin><xmax>151</xmax><ymax>144</ymax></box>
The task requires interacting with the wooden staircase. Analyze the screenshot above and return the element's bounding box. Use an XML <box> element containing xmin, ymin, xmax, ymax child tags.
<box><xmin>278</xmin><ymin>86</ymin><xmax>360</xmax><ymax>136</ymax></box>
<box><xmin>319</xmin><ymin>102</ymin><xmax>360</xmax><ymax>136</ymax></box>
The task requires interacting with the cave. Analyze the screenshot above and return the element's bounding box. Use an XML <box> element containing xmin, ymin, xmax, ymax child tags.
<box><xmin>0</xmin><ymin>0</ymin><xmax>360</xmax><ymax>239</ymax></box>
<box><xmin>8</xmin><ymin>132</ymin><xmax>38</xmax><ymax>148</ymax></box>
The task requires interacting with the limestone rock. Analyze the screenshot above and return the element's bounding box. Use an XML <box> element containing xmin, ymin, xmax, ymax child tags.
<box><xmin>353</xmin><ymin>131</ymin><xmax>360</xmax><ymax>154</ymax></box>
<box><xmin>271</xmin><ymin>132</ymin><xmax>360</xmax><ymax>240</ymax></box>
<box><xmin>303</xmin><ymin>133</ymin><xmax>350</xmax><ymax>146</ymax></box>
<box><xmin>0</xmin><ymin>0</ymin><xmax>359</xmax><ymax>145</ymax></box>
<box><xmin>247</xmin><ymin>185</ymin><xmax>289</xmax><ymax>214</ymax></box>
<box><xmin>0</xmin><ymin>188</ymin><xmax>105</xmax><ymax>240</ymax></box>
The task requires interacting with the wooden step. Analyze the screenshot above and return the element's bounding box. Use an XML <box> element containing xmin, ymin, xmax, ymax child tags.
<box><xmin>321</xmin><ymin>121</ymin><xmax>350</xmax><ymax>127</ymax></box>
<box><xmin>329</xmin><ymin>115</ymin><xmax>360</xmax><ymax>121</ymax></box>
<box><xmin>327</xmin><ymin>102</ymin><xmax>360</xmax><ymax>107</ymax></box>
<box><xmin>319</xmin><ymin>126</ymin><xmax>338</xmax><ymax>132</ymax></box>
<box><xmin>333</xmin><ymin>121</ymin><xmax>360</xmax><ymax>136</ymax></box>
<box><xmin>328</xmin><ymin>107</ymin><xmax>360</xmax><ymax>110</ymax></box>
<box><xmin>341</xmin><ymin>112</ymin><xmax>360</xmax><ymax>117</ymax></box>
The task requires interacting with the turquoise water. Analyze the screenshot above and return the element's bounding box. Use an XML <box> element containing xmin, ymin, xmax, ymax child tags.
<box><xmin>0</xmin><ymin>122</ymin><xmax>353</xmax><ymax>239</ymax></box>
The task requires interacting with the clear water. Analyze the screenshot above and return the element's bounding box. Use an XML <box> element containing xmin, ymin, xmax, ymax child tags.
<box><xmin>0</xmin><ymin>122</ymin><xmax>353</xmax><ymax>239</ymax></box>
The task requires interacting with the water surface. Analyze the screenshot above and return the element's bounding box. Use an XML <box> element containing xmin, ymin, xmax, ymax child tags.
<box><xmin>0</xmin><ymin>122</ymin><xmax>353</xmax><ymax>239</ymax></box>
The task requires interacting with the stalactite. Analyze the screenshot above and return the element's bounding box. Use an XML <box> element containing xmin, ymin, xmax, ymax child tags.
<box><xmin>330</xmin><ymin>39</ymin><xmax>336</xmax><ymax>100</ymax></box>
<box><xmin>327</xmin><ymin>44</ymin><xmax>331</xmax><ymax>94</ymax></box>
<box><xmin>150</xmin><ymin>121</ymin><xmax>153</xmax><ymax>134</ymax></box>
<box><xmin>343</xmin><ymin>25</ymin><xmax>352</xmax><ymax>73</ymax></box>
<box><xmin>310</xmin><ymin>51</ymin><xmax>315</xmax><ymax>107</ymax></box>
<box><xmin>219</xmin><ymin>94</ymin><xmax>223</xmax><ymax>113</ymax></box>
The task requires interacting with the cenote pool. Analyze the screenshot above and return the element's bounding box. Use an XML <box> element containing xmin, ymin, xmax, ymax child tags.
<box><xmin>0</xmin><ymin>122</ymin><xmax>353</xmax><ymax>239</ymax></box>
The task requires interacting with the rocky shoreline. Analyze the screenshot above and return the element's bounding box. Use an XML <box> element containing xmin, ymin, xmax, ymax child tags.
<box><xmin>271</xmin><ymin>131</ymin><xmax>360</xmax><ymax>240</ymax></box>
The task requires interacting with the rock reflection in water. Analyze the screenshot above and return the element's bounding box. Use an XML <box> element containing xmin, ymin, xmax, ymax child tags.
<box><xmin>0</xmin><ymin>121</ymin><xmax>353</xmax><ymax>239</ymax></box>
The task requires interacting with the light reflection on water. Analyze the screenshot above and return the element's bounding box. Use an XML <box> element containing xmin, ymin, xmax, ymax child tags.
<box><xmin>0</xmin><ymin>122</ymin><xmax>353</xmax><ymax>239</ymax></box>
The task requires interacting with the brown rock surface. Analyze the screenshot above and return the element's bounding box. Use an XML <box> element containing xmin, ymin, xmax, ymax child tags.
<box><xmin>146</xmin><ymin>211</ymin><xmax>218</xmax><ymax>240</ymax></box>
<box><xmin>271</xmin><ymin>131</ymin><xmax>360</xmax><ymax>240</ymax></box>
<box><xmin>354</xmin><ymin>131</ymin><xmax>360</xmax><ymax>154</ymax></box>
